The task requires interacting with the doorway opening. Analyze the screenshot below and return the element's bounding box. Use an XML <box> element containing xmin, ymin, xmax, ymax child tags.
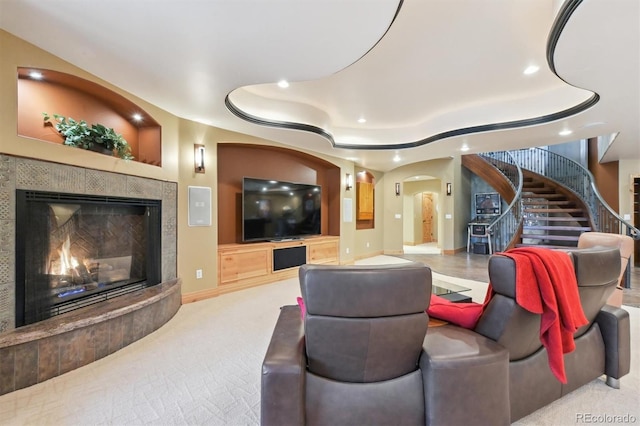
<box><xmin>401</xmin><ymin>177</ymin><xmax>441</xmax><ymax>254</ymax></box>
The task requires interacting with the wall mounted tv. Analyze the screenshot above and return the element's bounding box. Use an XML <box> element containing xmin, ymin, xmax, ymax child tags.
<box><xmin>475</xmin><ymin>192</ymin><xmax>501</xmax><ymax>216</ymax></box>
<box><xmin>242</xmin><ymin>177</ymin><xmax>322</xmax><ymax>242</ymax></box>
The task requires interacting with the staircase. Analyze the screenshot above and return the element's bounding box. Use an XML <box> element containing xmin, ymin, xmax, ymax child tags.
<box><xmin>465</xmin><ymin>149</ymin><xmax>639</xmax><ymax>255</ymax></box>
<box><xmin>516</xmin><ymin>173</ymin><xmax>592</xmax><ymax>249</ymax></box>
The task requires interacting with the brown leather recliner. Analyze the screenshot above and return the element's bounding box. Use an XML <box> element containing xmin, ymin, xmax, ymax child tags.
<box><xmin>261</xmin><ymin>262</ymin><xmax>510</xmax><ymax>426</ymax></box>
<box><xmin>423</xmin><ymin>246</ymin><xmax>630</xmax><ymax>423</ymax></box>
<box><xmin>577</xmin><ymin>231</ymin><xmax>634</xmax><ymax>307</ymax></box>
<box><xmin>262</xmin><ymin>247</ymin><xmax>629</xmax><ymax>424</ymax></box>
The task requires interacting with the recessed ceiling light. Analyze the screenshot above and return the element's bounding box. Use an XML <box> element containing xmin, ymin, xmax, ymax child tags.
<box><xmin>559</xmin><ymin>129</ymin><xmax>573</xmax><ymax>136</ymax></box>
<box><xmin>523</xmin><ymin>65</ymin><xmax>540</xmax><ymax>75</ymax></box>
<box><xmin>393</xmin><ymin>155</ymin><xmax>401</xmax><ymax>162</ymax></box>
<box><xmin>29</xmin><ymin>71</ymin><xmax>43</xmax><ymax>80</ymax></box>
<box><xmin>357</xmin><ymin>118</ymin><xmax>366</xmax><ymax>124</ymax></box>
<box><xmin>460</xmin><ymin>145</ymin><xmax>470</xmax><ymax>152</ymax></box>
<box><xmin>132</xmin><ymin>113</ymin><xmax>143</xmax><ymax>121</ymax></box>
<box><xmin>277</xmin><ymin>80</ymin><xmax>289</xmax><ymax>88</ymax></box>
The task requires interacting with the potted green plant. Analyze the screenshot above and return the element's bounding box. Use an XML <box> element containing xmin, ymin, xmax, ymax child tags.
<box><xmin>43</xmin><ymin>113</ymin><xmax>134</xmax><ymax>160</ymax></box>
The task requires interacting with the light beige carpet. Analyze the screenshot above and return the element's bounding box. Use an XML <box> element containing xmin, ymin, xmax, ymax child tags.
<box><xmin>0</xmin><ymin>256</ymin><xmax>637</xmax><ymax>425</ymax></box>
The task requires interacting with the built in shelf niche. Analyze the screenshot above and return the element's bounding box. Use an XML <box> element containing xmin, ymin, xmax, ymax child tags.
<box><xmin>16</xmin><ymin>67</ymin><xmax>162</xmax><ymax>166</ymax></box>
<box><xmin>356</xmin><ymin>170</ymin><xmax>375</xmax><ymax>230</ymax></box>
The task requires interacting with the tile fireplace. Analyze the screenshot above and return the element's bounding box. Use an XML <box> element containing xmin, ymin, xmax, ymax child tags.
<box><xmin>0</xmin><ymin>154</ymin><xmax>179</xmax><ymax>396</ymax></box>
<box><xmin>15</xmin><ymin>190</ymin><xmax>162</xmax><ymax>326</ymax></box>
<box><xmin>0</xmin><ymin>154</ymin><xmax>178</xmax><ymax>333</ymax></box>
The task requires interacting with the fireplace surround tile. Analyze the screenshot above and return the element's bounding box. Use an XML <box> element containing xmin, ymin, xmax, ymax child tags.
<box><xmin>0</xmin><ymin>155</ymin><xmax>15</xmax><ymax>194</ymax></box>
<box><xmin>14</xmin><ymin>341</ymin><xmax>38</xmax><ymax>390</ymax></box>
<box><xmin>0</xmin><ymin>154</ymin><xmax>180</xmax><ymax>396</ymax></box>
<box><xmin>108</xmin><ymin>315</ymin><xmax>125</xmax><ymax>355</ymax></box>
<box><xmin>127</xmin><ymin>175</ymin><xmax>164</xmax><ymax>199</ymax></box>
<box><xmin>38</xmin><ymin>336</ymin><xmax>60</xmax><ymax>382</ymax></box>
<box><xmin>0</xmin><ymin>345</ymin><xmax>15</xmax><ymax>394</ymax></box>
<box><xmin>16</xmin><ymin>159</ymin><xmax>84</xmax><ymax>194</ymax></box>
<box><xmin>94</xmin><ymin>321</ymin><xmax>110</xmax><ymax>360</ymax></box>
<box><xmin>85</xmin><ymin>169</ymin><xmax>128</xmax><ymax>197</ymax></box>
<box><xmin>0</xmin><ymin>281</ymin><xmax>14</xmax><ymax>333</ymax></box>
<box><xmin>121</xmin><ymin>312</ymin><xmax>136</xmax><ymax>348</ymax></box>
<box><xmin>0</xmin><ymin>220</ymin><xmax>14</xmax><ymax>254</ymax></box>
<box><xmin>0</xmin><ymin>192</ymin><xmax>13</xmax><ymax>221</ymax></box>
<box><xmin>59</xmin><ymin>329</ymin><xmax>81</xmax><ymax>375</ymax></box>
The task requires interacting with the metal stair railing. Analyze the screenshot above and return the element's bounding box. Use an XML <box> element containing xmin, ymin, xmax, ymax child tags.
<box><xmin>508</xmin><ymin>147</ymin><xmax>639</xmax><ymax>240</ymax></box>
<box><xmin>478</xmin><ymin>151</ymin><xmax>523</xmax><ymax>253</ymax></box>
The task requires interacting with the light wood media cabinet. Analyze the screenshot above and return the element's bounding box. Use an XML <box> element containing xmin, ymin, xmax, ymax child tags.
<box><xmin>217</xmin><ymin>236</ymin><xmax>339</xmax><ymax>293</ymax></box>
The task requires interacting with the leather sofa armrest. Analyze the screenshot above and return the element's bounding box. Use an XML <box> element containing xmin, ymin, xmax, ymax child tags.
<box><xmin>420</xmin><ymin>325</ymin><xmax>510</xmax><ymax>425</ymax></box>
<box><xmin>261</xmin><ymin>305</ymin><xmax>306</xmax><ymax>426</ymax></box>
<box><xmin>595</xmin><ymin>305</ymin><xmax>630</xmax><ymax>379</ymax></box>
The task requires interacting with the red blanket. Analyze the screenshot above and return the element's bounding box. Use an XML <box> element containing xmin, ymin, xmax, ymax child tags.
<box><xmin>503</xmin><ymin>247</ymin><xmax>588</xmax><ymax>383</ymax></box>
<box><xmin>427</xmin><ymin>247</ymin><xmax>587</xmax><ymax>383</ymax></box>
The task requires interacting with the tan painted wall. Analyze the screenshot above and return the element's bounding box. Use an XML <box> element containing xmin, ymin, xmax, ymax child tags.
<box><xmin>382</xmin><ymin>157</ymin><xmax>468</xmax><ymax>253</ymax></box>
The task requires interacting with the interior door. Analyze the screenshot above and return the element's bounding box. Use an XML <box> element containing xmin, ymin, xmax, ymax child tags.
<box><xmin>422</xmin><ymin>192</ymin><xmax>434</xmax><ymax>243</ymax></box>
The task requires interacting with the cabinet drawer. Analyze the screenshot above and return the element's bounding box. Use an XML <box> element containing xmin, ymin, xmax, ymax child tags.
<box><xmin>219</xmin><ymin>249</ymin><xmax>270</xmax><ymax>284</ymax></box>
<box><xmin>309</xmin><ymin>241</ymin><xmax>338</xmax><ymax>264</ymax></box>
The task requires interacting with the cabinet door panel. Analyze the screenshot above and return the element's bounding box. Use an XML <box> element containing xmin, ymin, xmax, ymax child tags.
<box><xmin>357</xmin><ymin>182</ymin><xmax>374</xmax><ymax>220</ymax></box>
<box><xmin>309</xmin><ymin>240</ymin><xmax>338</xmax><ymax>264</ymax></box>
<box><xmin>220</xmin><ymin>248</ymin><xmax>270</xmax><ymax>284</ymax></box>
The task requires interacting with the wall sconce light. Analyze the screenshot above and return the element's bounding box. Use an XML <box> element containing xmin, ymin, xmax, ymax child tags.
<box><xmin>194</xmin><ymin>144</ymin><xmax>205</xmax><ymax>173</ymax></box>
<box><xmin>346</xmin><ymin>173</ymin><xmax>353</xmax><ymax>190</ymax></box>
<box><xmin>446</xmin><ymin>182</ymin><xmax>452</xmax><ymax>196</ymax></box>
<box><xmin>395</xmin><ymin>182</ymin><xmax>401</xmax><ymax>196</ymax></box>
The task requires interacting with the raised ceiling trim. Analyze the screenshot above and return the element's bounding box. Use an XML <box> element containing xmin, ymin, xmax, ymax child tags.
<box><xmin>226</xmin><ymin>0</ymin><xmax>598</xmax><ymax>151</ymax></box>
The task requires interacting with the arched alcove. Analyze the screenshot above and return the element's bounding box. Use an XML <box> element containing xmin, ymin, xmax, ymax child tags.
<box><xmin>17</xmin><ymin>68</ymin><xmax>162</xmax><ymax>166</ymax></box>
<box><xmin>217</xmin><ymin>143</ymin><xmax>341</xmax><ymax>244</ymax></box>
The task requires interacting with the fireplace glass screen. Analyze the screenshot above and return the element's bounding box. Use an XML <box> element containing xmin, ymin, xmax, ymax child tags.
<box><xmin>15</xmin><ymin>190</ymin><xmax>161</xmax><ymax>327</ymax></box>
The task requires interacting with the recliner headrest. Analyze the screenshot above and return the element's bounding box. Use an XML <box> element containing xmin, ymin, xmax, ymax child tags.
<box><xmin>299</xmin><ymin>262</ymin><xmax>432</xmax><ymax>318</ymax></box>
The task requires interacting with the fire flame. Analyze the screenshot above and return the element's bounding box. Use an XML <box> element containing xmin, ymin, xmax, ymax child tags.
<box><xmin>56</xmin><ymin>236</ymin><xmax>79</xmax><ymax>275</ymax></box>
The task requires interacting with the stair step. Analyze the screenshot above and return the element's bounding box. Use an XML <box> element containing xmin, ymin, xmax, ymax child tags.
<box><xmin>523</xmin><ymin>225</ymin><xmax>592</xmax><ymax>232</ymax></box>
<box><xmin>522</xmin><ymin>193</ymin><xmax>567</xmax><ymax>199</ymax></box>
<box><xmin>523</xmin><ymin>191</ymin><xmax>557</xmax><ymax>196</ymax></box>
<box><xmin>522</xmin><ymin>187</ymin><xmax>556</xmax><ymax>193</ymax></box>
<box><xmin>522</xmin><ymin>200</ymin><xmax>574</xmax><ymax>206</ymax></box>
<box><xmin>522</xmin><ymin>183</ymin><xmax>557</xmax><ymax>192</ymax></box>
<box><xmin>524</xmin><ymin>208</ymin><xmax>584</xmax><ymax>213</ymax></box>
<box><xmin>521</xmin><ymin>234</ymin><xmax>580</xmax><ymax>241</ymax></box>
<box><xmin>515</xmin><ymin>243</ymin><xmax>578</xmax><ymax>249</ymax></box>
<box><xmin>525</xmin><ymin>216</ymin><xmax>589</xmax><ymax>222</ymax></box>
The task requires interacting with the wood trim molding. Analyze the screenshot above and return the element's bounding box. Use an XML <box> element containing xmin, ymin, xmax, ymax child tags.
<box><xmin>182</xmin><ymin>288</ymin><xmax>220</xmax><ymax>304</ymax></box>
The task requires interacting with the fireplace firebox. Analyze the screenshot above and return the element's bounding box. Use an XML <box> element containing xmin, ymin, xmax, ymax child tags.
<box><xmin>15</xmin><ymin>190</ymin><xmax>161</xmax><ymax>327</ymax></box>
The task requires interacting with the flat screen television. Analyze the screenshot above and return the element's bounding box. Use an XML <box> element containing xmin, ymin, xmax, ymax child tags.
<box><xmin>475</xmin><ymin>192</ymin><xmax>501</xmax><ymax>216</ymax></box>
<box><xmin>242</xmin><ymin>177</ymin><xmax>322</xmax><ymax>242</ymax></box>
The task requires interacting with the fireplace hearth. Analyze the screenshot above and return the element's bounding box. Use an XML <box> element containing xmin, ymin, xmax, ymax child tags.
<box><xmin>0</xmin><ymin>154</ymin><xmax>178</xmax><ymax>395</ymax></box>
<box><xmin>15</xmin><ymin>190</ymin><xmax>161</xmax><ymax>327</ymax></box>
